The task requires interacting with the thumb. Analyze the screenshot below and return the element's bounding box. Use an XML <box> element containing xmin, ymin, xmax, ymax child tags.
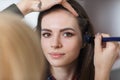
<box><xmin>94</xmin><ymin>33</ymin><xmax>102</xmax><ymax>53</ymax></box>
<box><xmin>61</xmin><ymin>1</ymin><xmax>78</xmax><ymax>16</ymax></box>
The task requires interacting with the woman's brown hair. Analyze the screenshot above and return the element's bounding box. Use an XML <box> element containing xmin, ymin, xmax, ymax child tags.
<box><xmin>37</xmin><ymin>0</ymin><xmax>95</xmax><ymax>80</ymax></box>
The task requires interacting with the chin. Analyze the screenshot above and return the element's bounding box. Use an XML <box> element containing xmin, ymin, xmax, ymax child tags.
<box><xmin>50</xmin><ymin>62</ymin><xmax>67</xmax><ymax>67</ymax></box>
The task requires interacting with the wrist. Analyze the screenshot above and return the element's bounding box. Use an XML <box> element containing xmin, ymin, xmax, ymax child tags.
<box><xmin>95</xmin><ymin>69</ymin><xmax>110</xmax><ymax>80</ymax></box>
<box><xmin>16</xmin><ymin>2</ymin><xmax>31</xmax><ymax>15</ymax></box>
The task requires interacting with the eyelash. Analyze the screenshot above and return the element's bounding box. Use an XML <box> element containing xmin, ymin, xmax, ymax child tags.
<box><xmin>63</xmin><ymin>32</ymin><xmax>74</xmax><ymax>37</ymax></box>
<box><xmin>42</xmin><ymin>33</ymin><xmax>51</xmax><ymax>38</ymax></box>
<box><xmin>41</xmin><ymin>32</ymin><xmax>74</xmax><ymax>38</ymax></box>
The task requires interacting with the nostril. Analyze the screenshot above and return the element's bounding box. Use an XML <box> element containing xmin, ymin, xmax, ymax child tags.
<box><xmin>51</xmin><ymin>40</ymin><xmax>62</xmax><ymax>48</ymax></box>
<box><xmin>51</xmin><ymin>43</ymin><xmax>62</xmax><ymax>48</ymax></box>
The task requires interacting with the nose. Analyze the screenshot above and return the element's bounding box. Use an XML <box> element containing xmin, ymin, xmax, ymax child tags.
<box><xmin>51</xmin><ymin>35</ymin><xmax>62</xmax><ymax>49</ymax></box>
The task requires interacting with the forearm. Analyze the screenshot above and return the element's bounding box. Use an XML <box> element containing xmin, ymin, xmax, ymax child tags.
<box><xmin>3</xmin><ymin>4</ymin><xmax>24</xmax><ymax>17</ymax></box>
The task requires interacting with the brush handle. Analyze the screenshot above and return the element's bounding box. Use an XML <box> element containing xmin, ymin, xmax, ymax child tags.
<box><xmin>85</xmin><ymin>36</ymin><xmax>120</xmax><ymax>43</ymax></box>
<box><xmin>102</xmin><ymin>37</ymin><xmax>120</xmax><ymax>42</ymax></box>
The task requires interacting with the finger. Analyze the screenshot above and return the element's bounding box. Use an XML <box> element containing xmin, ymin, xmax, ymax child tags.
<box><xmin>117</xmin><ymin>44</ymin><xmax>120</xmax><ymax>58</ymax></box>
<box><xmin>101</xmin><ymin>33</ymin><xmax>117</xmax><ymax>49</ymax></box>
<box><xmin>31</xmin><ymin>1</ymin><xmax>41</xmax><ymax>11</ymax></box>
<box><xmin>100</xmin><ymin>33</ymin><xmax>109</xmax><ymax>48</ymax></box>
<box><xmin>38</xmin><ymin>1</ymin><xmax>42</xmax><ymax>9</ymax></box>
<box><xmin>94</xmin><ymin>33</ymin><xmax>102</xmax><ymax>53</ymax></box>
<box><xmin>61</xmin><ymin>1</ymin><xmax>78</xmax><ymax>16</ymax></box>
<box><xmin>115</xmin><ymin>53</ymin><xmax>120</xmax><ymax>61</ymax></box>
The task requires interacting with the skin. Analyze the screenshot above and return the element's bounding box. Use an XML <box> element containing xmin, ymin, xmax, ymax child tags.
<box><xmin>41</xmin><ymin>9</ymin><xmax>82</xmax><ymax>80</ymax></box>
<box><xmin>17</xmin><ymin>0</ymin><xmax>78</xmax><ymax>16</ymax></box>
<box><xmin>41</xmin><ymin>9</ymin><xmax>120</xmax><ymax>80</ymax></box>
<box><xmin>94</xmin><ymin>33</ymin><xmax>120</xmax><ymax>80</ymax></box>
<box><xmin>14</xmin><ymin>0</ymin><xmax>120</xmax><ymax>79</ymax></box>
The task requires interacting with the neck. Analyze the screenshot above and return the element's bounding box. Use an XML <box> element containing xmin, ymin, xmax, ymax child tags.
<box><xmin>50</xmin><ymin>61</ymin><xmax>78</xmax><ymax>80</ymax></box>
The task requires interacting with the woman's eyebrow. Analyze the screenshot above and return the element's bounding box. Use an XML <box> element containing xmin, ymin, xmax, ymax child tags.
<box><xmin>41</xmin><ymin>28</ymin><xmax>75</xmax><ymax>32</ymax></box>
<box><xmin>41</xmin><ymin>29</ymin><xmax>52</xmax><ymax>32</ymax></box>
<box><xmin>60</xmin><ymin>28</ymin><xmax>75</xmax><ymax>32</ymax></box>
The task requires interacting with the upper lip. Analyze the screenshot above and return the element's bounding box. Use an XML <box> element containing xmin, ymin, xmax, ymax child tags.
<box><xmin>49</xmin><ymin>52</ymin><xmax>65</xmax><ymax>55</ymax></box>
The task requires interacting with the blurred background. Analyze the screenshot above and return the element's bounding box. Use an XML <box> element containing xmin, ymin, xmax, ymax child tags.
<box><xmin>0</xmin><ymin>0</ymin><xmax>120</xmax><ymax>79</ymax></box>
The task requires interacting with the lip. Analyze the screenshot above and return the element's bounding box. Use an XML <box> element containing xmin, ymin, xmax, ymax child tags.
<box><xmin>49</xmin><ymin>52</ymin><xmax>65</xmax><ymax>59</ymax></box>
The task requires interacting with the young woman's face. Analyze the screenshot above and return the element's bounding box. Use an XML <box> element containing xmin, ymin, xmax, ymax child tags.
<box><xmin>41</xmin><ymin>9</ymin><xmax>82</xmax><ymax>67</ymax></box>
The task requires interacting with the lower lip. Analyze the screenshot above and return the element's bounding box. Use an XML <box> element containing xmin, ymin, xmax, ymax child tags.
<box><xmin>50</xmin><ymin>54</ymin><xmax>64</xmax><ymax>59</ymax></box>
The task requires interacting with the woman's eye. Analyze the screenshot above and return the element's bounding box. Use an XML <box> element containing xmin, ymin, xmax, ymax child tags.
<box><xmin>63</xmin><ymin>32</ymin><xmax>74</xmax><ymax>37</ymax></box>
<box><xmin>42</xmin><ymin>33</ymin><xmax>51</xmax><ymax>38</ymax></box>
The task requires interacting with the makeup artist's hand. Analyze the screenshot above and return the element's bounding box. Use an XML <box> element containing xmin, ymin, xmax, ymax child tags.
<box><xmin>94</xmin><ymin>33</ymin><xmax>120</xmax><ymax>80</ymax></box>
<box><xmin>17</xmin><ymin>0</ymin><xmax>78</xmax><ymax>16</ymax></box>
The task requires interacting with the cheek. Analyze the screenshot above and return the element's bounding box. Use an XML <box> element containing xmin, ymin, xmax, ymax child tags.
<box><xmin>62</xmin><ymin>37</ymin><xmax>82</xmax><ymax>54</ymax></box>
<box><xmin>67</xmin><ymin>42</ymin><xmax>81</xmax><ymax>52</ymax></box>
<box><xmin>62</xmin><ymin>38</ymin><xmax>82</xmax><ymax>62</ymax></box>
<box><xmin>41</xmin><ymin>38</ymin><xmax>49</xmax><ymax>53</ymax></box>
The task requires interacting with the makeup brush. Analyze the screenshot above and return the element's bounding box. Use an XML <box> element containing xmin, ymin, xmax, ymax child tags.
<box><xmin>84</xmin><ymin>35</ymin><xmax>120</xmax><ymax>43</ymax></box>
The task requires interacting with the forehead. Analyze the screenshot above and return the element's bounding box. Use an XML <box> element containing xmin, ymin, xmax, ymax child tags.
<box><xmin>43</xmin><ymin>8</ymin><xmax>75</xmax><ymax>18</ymax></box>
<box><xmin>41</xmin><ymin>9</ymin><xmax>79</xmax><ymax>29</ymax></box>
